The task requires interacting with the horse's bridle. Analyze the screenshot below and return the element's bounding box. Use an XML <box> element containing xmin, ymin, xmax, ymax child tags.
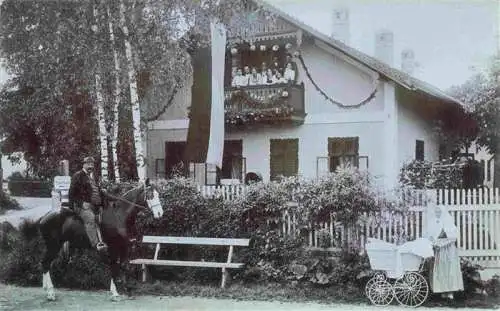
<box><xmin>104</xmin><ymin>183</ymin><xmax>153</xmax><ymax>211</ymax></box>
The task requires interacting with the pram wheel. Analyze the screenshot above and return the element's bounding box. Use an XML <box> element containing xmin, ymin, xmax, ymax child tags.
<box><xmin>365</xmin><ymin>273</ymin><xmax>394</xmax><ymax>306</ymax></box>
<box><xmin>393</xmin><ymin>272</ymin><xmax>429</xmax><ymax>307</ymax></box>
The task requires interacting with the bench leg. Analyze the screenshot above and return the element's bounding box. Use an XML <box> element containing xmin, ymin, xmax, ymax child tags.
<box><xmin>141</xmin><ymin>264</ymin><xmax>147</xmax><ymax>283</ymax></box>
<box><xmin>221</xmin><ymin>268</ymin><xmax>229</xmax><ymax>289</ymax></box>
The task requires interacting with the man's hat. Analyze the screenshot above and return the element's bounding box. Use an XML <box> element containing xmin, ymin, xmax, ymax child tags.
<box><xmin>83</xmin><ymin>156</ymin><xmax>95</xmax><ymax>167</ymax></box>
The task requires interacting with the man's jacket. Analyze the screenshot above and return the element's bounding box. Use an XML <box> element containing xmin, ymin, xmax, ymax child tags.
<box><xmin>68</xmin><ymin>170</ymin><xmax>100</xmax><ymax>210</ymax></box>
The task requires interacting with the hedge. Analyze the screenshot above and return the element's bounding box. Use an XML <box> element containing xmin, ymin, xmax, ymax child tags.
<box><xmin>0</xmin><ymin>171</ymin><xmax>496</xmax><ymax>301</ymax></box>
<box><xmin>7</xmin><ymin>180</ymin><xmax>52</xmax><ymax>197</ymax></box>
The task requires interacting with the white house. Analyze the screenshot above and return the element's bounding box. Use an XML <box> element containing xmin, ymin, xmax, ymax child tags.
<box><xmin>145</xmin><ymin>0</ymin><xmax>466</xmax><ymax>189</ymax></box>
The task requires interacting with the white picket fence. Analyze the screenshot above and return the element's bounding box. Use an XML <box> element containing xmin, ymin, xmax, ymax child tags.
<box><xmin>198</xmin><ymin>184</ymin><xmax>247</xmax><ymax>201</ymax></box>
<box><xmin>199</xmin><ymin>185</ymin><xmax>500</xmax><ymax>274</ymax></box>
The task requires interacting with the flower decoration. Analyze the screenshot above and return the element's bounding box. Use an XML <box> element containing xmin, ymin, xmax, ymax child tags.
<box><xmin>285</xmin><ymin>43</ymin><xmax>293</xmax><ymax>50</ymax></box>
<box><xmin>272</xmin><ymin>45</ymin><xmax>279</xmax><ymax>51</ymax></box>
<box><xmin>224</xmin><ymin>88</ymin><xmax>295</xmax><ymax>126</ymax></box>
<box><xmin>282</xmin><ymin>91</ymin><xmax>289</xmax><ymax>97</ymax></box>
<box><xmin>250</xmin><ymin>44</ymin><xmax>256</xmax><ymax>51</ymax></box>
<box><xmin>231</xmin><ymin>47</ymin><xmax>238</xmax><ymax>55</ymax></box>
<box><xmin>260</xmin><ymin>45</ymin><xmax>267</xmax><ymax>51</ymax></box>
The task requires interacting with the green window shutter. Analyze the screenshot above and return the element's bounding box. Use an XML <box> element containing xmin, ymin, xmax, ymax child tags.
<box><xmin>270</xmin><ymin>139</ymin><xmax>298</xmax><ymax>180</ymax></box>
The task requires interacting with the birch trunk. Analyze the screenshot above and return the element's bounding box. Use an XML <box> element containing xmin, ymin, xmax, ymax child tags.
<box><xmin>95</xmin><ymin>74</ymin><xmax>108</xmax><ymax>181</ymax></box>
<box><xmin>93</xmin><ymin>3</ymin><xmax>109</xmax><ymax>181</ymax></box>
<box><xmin>107</xmin><ymin>4</ymin><xmax>121</xmax><ymax>182</ymax></box>
<box><xmin>119</xmin><ymin>0</ymin><xmax>145</xmax><ymax>181</ymax></box>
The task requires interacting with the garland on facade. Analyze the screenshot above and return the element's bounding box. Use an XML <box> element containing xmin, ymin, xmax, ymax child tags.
<box><xmin>296</xmin><ymin>52</ymin><xmax>379</xmax><ymax>109</ymax></box>
<box><xmin>225</xmin><ymin>89</ymin><xmax>294</xmax><ymax>125</ymax></box>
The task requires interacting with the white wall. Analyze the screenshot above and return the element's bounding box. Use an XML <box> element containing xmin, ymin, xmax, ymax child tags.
<box><xmin>299</xmin><ymin>41</ymin><xmax>384</xmax><ymax>118</ymax></box>
<box><xmin>226</xmin><ymin>120</ymin><xmax>385</xmax><ymax>182</ymax></box>
<box><xmin>397</xmin><ymin>100</ymin><xmax>440</xmax><ymax>168</ymax></box>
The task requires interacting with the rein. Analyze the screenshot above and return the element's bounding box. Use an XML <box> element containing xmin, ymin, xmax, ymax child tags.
<box><xmin>103</xmin><ymin>188</ymin><xmax>149</xmax><ymax>211</ymax></box>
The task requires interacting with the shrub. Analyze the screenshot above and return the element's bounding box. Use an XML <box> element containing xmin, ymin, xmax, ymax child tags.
<box><xmin>0</xmin><ymin>220</ymin><xmax>110</xmax><ymax>290</ymax></box>
<box><xmin>460</xmin><ymin>258</ymin><xmax>485</xmax><ymax>297</ymax></box>
<box><xmin>292</xmin><ymin>168</ymin><xmax>407</xmax><ymax>248</ymax></box>
<box><xmin>7</xmin><ymin>172</ymin><xmax>52</xmax><ymax>197</ymax></box>
<box><xmin>485</xmin><ymin>275</ymin><xmax>500</xmax><ymax>297</ymax></box>
<box><xmin>0</xmin><ymin>190</ymin><xmax>22</xmax><ymax>215</ymax></box>
<box><xmin>0</xmin><ymin>221</ymin><xmax>19</xmax><ymax>252</ymax></box>
<box><xmin>399</xmin><ymin>159</ymin><xmax>463</xmax><ymax>189</ymax></box>
<box><xmin>0</xmin><ymin>224</ymin><xmax>45</xmax><ymax>286</ymax></box>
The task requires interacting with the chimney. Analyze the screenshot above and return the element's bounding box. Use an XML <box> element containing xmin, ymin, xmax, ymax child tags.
<box><xmin>375</xmin><ymin>30</ymin><xmax>394</xmax><ymax>66</ymax></box>
<box><xmin>331</xmin><ymin>7</ymin><xmax>350</xmax><ymax>45</ymax></box>
<box><xmin>401</xmin><ymin>48</ymin><xmax>416</xmax><ymax>75</ymax></box>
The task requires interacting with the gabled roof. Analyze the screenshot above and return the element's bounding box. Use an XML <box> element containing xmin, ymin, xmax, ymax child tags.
<box><xmin>256</xmin><ymin>0</ymin><xmax>462</xmax><ymax>106</ymax></box>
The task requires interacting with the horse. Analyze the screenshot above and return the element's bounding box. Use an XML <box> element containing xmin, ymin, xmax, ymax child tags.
<box><xmin>21</xmin><ymin>178</ymin><xmax>164</xmax><ymax>301</ymax></box>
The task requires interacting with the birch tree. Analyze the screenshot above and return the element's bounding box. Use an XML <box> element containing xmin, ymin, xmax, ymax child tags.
<box><xmin>0</xmin><ymin>0</ymin><xmax>269</xmax><ymax>179</ymax></box>
<box><xmin>93</xmin><ymin>3</ymin><xmax>109</xmax><ymax>181</ymax></box>
<box><xmin>106</xmin><ymin>3</ymin><xmax>121</xmax><ymax>181</ymax></box>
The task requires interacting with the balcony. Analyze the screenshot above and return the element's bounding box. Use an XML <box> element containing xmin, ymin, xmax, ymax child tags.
<box><xmin>224</xmin><ymin>83</ymin><xmax>305</xmax><ymax>129</ymax></box>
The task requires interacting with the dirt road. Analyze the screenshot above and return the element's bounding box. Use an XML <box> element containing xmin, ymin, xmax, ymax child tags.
<box><xmin>0</xmin><ymin>197</ymin><xmax>52</xmax><ymax>228</ymax></box>
<box><xmin>0</xmin><ymin>283</ymin><xmax>497</xmax><ymax>311</ymax></box>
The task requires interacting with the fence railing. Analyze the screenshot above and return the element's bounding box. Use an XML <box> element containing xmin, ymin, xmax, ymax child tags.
<box><xmin>198</xmin><ymin>185</ymin><xmax>500</xmax><ymax>268</ymax></box>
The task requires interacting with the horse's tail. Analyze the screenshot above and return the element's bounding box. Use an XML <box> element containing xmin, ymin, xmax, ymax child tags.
<box><xmin>19</xmin><ymin>219</ymin><xmax>40</xmax><ymax>241</ymax></box>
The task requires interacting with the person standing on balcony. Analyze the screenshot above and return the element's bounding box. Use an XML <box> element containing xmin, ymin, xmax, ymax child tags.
<box><xmin>260</xmin><ymin>62</ymin><xmax>268</xmax><ymax>82</ymax></box>
<box><xmin>274</xmin><ymin>70</ymin><xmax>287</xmax><ymax>84</ymax></box>
<box><xmin>243</xmin><ymin>66</ymin><xmax>251</xmax><ymax>85</ymax></box>
<box><xmin>284</xmin><ymin>62</ymin><xmax>296</xmax><ymax>83</ymax></box>
<box><xmin>271</xmin><ymin>56</ymin><xmax>280</xmax><ymax>72</ymax></box>
<box><xmin>231</xmin><ymin>68</ymin><xmax>248</xmax><ymax>87</ymax></box>
<box><xmin>285</xmin><ymin>54</ymin><xmax>298</xmax><ymax>72</ymax></box>
<box><xmin>248</xmin><ymin>67</ymin><xmax>262</xmax><ymax>86</ymax></box>
<box><xmin>425</xmin><ymin>201</ymin><xmax>464</xmax><ymax>300</ymax></box>
<box><xmin>264</xmin><ymin>68</ymin><xmax>275</xmax><ymax>85</ymax></box>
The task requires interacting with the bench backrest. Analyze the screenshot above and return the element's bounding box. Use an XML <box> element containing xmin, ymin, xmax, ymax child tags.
<box><xmin>142</xmin><ymin>235</ymin><xmax>250</xmax><ymax>247</ymax></box>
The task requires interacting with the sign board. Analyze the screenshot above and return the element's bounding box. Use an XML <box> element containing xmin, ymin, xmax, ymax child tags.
<box><xmin>53</xmin><ymin>176</ymin><xmax>71</xmax><ymax>191</ymax></box>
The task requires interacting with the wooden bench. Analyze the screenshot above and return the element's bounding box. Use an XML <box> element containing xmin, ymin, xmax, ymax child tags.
<box><xmin>129</xmin><ymin>236</ymin><xmax>250</xmax><ymax>288</ymax></box>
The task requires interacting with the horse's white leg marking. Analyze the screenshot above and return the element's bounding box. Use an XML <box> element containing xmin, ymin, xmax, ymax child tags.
<box><xmin>42</xmin><ymin>272</ymin><xmax>47</xmax><ymax>289</ymax></box>
<box><xmin>43</xmin><ymin>271</ymin><xmax>56</xmax><ymax>301</ymax></box>
<box><xmin>110</xmin><ymin>279</ymin><xmax>120</xmax><ymax>301</ymax></box>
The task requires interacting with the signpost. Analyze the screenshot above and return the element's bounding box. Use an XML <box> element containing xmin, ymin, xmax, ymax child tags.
<box><xmin>52</xmin><ymin>175</ymin><xmax>71</xmax><ymax>210</ymax></box>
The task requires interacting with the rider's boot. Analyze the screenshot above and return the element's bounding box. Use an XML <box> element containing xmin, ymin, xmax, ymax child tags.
<box><xmin>96</xmin><ymin>227</ymin><xmax>108</xmax><ymax>252</ymax></box>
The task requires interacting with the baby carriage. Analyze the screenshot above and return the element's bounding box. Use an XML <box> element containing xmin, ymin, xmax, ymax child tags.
<box><xmin>365</xmin><ymin>238</ymin><xmax>434</xmax><ymax>307</ymax></box>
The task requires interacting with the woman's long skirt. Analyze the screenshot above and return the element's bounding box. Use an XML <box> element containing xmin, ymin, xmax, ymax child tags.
<box><xmin>430</xmin><ymin>241</ymin><xmax>464</xmax><ymax>293</ymax></box>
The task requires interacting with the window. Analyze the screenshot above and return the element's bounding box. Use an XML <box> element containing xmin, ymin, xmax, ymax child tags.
<box><xmin>221</xmin><ymin>140</ymin><xmax>245</xmax><ymax>182</ymax></box>
<box><xmin>415</xmin><ymin>140</ymin><xmax>424</xmax><ymax>161</ymax></box>
<box><xmin>270</xmin><ymin>139</ymin><xmax>299</xmax><ymax>180</ymax></box>
<box><xmin>328</xmin><ymin>137</ymin><xmax>359</xmax><ymax>172</ymax></box>
<box><xmin>165</xmin><ymin>141</ymin><xmax>186</xmax><ymax>177</ymax></box>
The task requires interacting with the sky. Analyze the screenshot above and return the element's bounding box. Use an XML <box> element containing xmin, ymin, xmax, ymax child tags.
<box><xmin>266</xmin><ymin>0</ymin><xmax>499</xmax><ymax>91</ymax></box>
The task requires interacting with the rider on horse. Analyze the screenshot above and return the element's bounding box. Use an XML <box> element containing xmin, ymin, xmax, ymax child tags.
<box><xmin>68</xmin><ymin>156</ymin><xmax>108</xmax><ymax>252</ymax></box>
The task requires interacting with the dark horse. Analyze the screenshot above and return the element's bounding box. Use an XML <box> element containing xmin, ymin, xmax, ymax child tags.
<box><xmin>23</xmin><ymin>178</ymin><xmax>164</xmax><ymax>301</ymax></box>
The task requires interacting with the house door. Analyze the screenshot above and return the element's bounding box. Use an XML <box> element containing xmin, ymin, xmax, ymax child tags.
<box><xmin>221</xmin><ymin>140</ymin><xmax>245</xmax><ymax>181</ymax></box>
<box><xmin>165</xmin><ymin>141</ymin><xmax>186</xmax><ymax>177</ymax></box>
<box><xmin>270</xmin><ymin>138</ymin><xmax>299</xmax><ymax>181</ymax></box>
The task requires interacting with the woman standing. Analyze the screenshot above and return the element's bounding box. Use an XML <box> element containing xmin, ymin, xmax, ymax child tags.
<box><xmin>425</xmin><ymin>199</ymin><xmax>464</xmax><ymax>299</ymax></box>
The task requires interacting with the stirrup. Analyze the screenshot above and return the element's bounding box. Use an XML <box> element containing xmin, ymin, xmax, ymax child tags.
<box><xmin>96</xmin><ymin>242</ymin><xmax>107</xmax><ymax>251</ymax></box>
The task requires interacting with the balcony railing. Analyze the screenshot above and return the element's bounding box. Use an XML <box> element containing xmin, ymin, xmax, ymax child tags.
<box><xmin>224</xmin><ymin>83</ymin><xmax>305</xmax><ymax>128</ymax></box>
<box><xmin>227</xmin><ymin>4</ymin><xmax>298</xmax><ymax>43</ymax></box>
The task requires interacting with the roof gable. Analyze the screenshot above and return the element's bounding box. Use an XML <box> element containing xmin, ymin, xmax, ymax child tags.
<box><xmin>255</xmin><ymin>0</ymin><xmax>462</xmax><ymax>107</ymax></box>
